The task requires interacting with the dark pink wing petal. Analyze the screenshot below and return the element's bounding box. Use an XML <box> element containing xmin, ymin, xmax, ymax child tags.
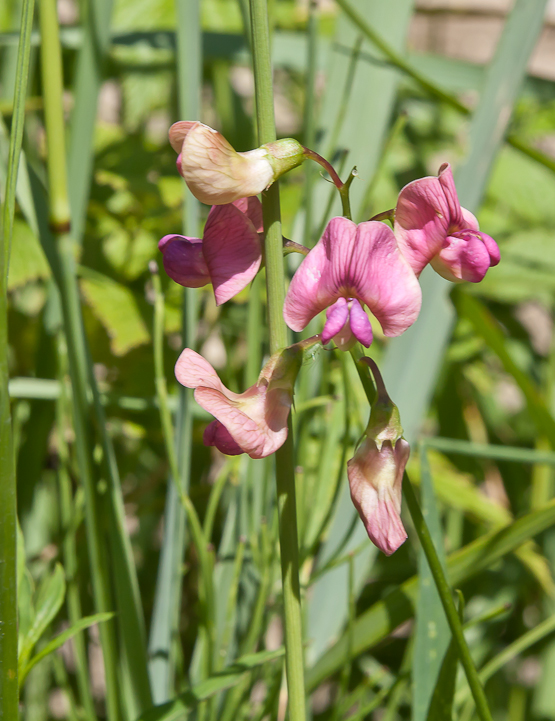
<box><xmin>349</xmin><ymin>299</ymin><xmax>373</xmax><ymax>347</ymax></box>
<box><xmin>321</xmin><ymin>298</ymin><xmax>349</xmax><ymax>344</ymax></box>
<box><xmin>203</xmin><ymin>204</ymin><xmax>262</xmax><ymax>305</ymax></box>
<box><xmin>432</xmin><ymin>232</ymin><xmax>495</xmax><ymax>283</ymax></box>
<box><xmin>159</xmin><ymin>235</ymin><xmax>210</xmax><ymax>288</ymax></box>
<box><xmin>203</xmin><ymin>420</ymin><xmax>245</xmax><ymax>455</ymax></box>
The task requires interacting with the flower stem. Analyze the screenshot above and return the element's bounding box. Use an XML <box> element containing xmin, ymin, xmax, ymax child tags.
<box><xmin>249</xmin><ymin>0</ymin><xmax>307</xmax><ymax>719</ymax></box>
<box><xmin>402</xmin><ymin>475</ymin><xmax>494</xmax><ymax>721</ymax></box>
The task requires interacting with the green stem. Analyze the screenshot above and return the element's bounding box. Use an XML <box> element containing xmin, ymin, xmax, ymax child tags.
<box><xmin>249</xmin><ymin>1</ymin><xmax>307</xmax><ymax>720</ymax></box>
<box><xmin>38</xmin><ymin>1</ymin><xmax>121</xmax><ymax>718</ymax></box>
<box><xmin>0</xmin><ymin>0</ymin><xmax>35</xmax><ymax>713</ymax></box>
<box><xmin>402</xmin><ymin>475</ymin><xmax>494</xmax><ymax>721</ymax></box>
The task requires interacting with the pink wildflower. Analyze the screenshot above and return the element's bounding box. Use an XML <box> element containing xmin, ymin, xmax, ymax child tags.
<box><xmin>169</xmin><ymin>121</ymin><xmax>305</xmax><ymax>205</ymax></box>
<box><xmin>159</xmin><ymin>198</ymin><xmax>262</xmax><ymax>305</ymax></box>
<box><xmin>347</xmin><ymin>358</ymin><xmax>409</xmax><ymax>556</ymax></box>
<box><xmin>394</xmin><ymin>163</ymin><xmax>500</xmax><ymax>282</ymax></box>
<box><xmin>283</xmin><ymin>217</ymin><xmax>422</xmax><ymax>350</ymax></box>
<box><xmin>175</xmin><ymin>345</ymin><xmax>306</xmax><ymax>459</ymax></box>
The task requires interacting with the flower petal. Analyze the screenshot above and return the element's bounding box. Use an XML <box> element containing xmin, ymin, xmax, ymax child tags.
<box><xmin>180</xmin><ymin>123</ymin><xmax>274</xmax><ymax>205</ymax></box>
<box><xmin>169</xmin><ymin>120</ymin><xmax>198</xmax><ymax>153</ymax></box>
<box><xmin>159</xmin><ymin>235</ymin><xmax>210</xmax><ymax>288</ymax></box>
<box><xmin>349</xmin><ymin>299</ymin><xmax>373</xmax><ymax>347</ymax></box>
<box><xmin>233</xmin><ymin>196</ymin><xmax>264</xmax><ymax>233</ymax></box>
<box><xmin>394</xmin><ymin>165</ymin><xmax>460</xmax><ymax>276</ymax></box>
<box><xmin>432</xmin><ymin>230</ymin><xmax>499</xmax><ymax>283</ymax></box>
<box><xmin>175</xmin><ymin>348</ymin><xmax>226</xmax><ymax>393</ymax></box>
<box><xmin>347</xmin><ymin>438</ymin><xmax>409</xmax><ymax>556</ymax></box>
<box><xmin>202</xmin><ymin>204</ymin><xmax>262</xmax><ymax>305</ymax></box>
<box><xmin>203</xmin><ymin>420</ymin><xmax>244</xmax><ymax>455</ymax></box>
<box><xmin>321</xmin><ymin>298</ymin><xmax>349</xmax><ymax>344</ymax></box>
<box><xmin>194</xmin><ymin>386</ymin><xmax>286</xmax><ymax>459</ymax></box>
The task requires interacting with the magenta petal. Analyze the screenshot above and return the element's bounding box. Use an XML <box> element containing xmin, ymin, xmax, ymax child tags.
<box><xmin>233</xmin><ymin>196</ymin><xmax>264</xmax><ymax>233</ymax></box>
<box><xmin>349</xmin><ymin>299</ymin><xmax>373</xmax><ymax>347</ymax></box>
<box><xmin>203</xmin><ymin>420</ymin><xmax>245</xmax><ymax>455</ymax></box>
<box><xmin>479</xmin><ymin>231</ymin><xmax>500</xmax><ymax>266</ymax></box>
<box><xmin>321</xmin><ymin>298</ymin><xmax>349</xmax><ymax>344</ymax></box>
<box><xmin>159</xmin><ymin>235</ymin><xmax>210</xmax><ymax>288</ymax></box>
<box><xmin>203</xmin><ymin>203</ymin><xmax>262</xmax><ymax>305</ymax></box>
<box><xmin>433</xmin><ymin>231</ymin><xmax>495</xmax><ymax>283</ymax></box>
<box><xmin>437</xmin><ymin>163</ymin><xmax>465</xmax><ymax>228</ymax></box>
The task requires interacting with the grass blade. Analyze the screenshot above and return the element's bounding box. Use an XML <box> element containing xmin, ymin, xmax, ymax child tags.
<box><xmin>0</xmin><ymin>0</ymin><xmax>36</xmax><ymax>713</ymax></box>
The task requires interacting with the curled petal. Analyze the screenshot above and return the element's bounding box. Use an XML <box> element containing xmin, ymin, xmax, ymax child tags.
<box><xmin>347</xmin><ymin>438</ymin><xmax>409</xmax><ymax>556</ymax></box>
<box><xmin>203</xmin><ymin>204</ymin><xmax>262</xmax><ymax>305</ymax></box>
<box><xmin>203</xmin><ymin>420</ymin><xmax>244</xmax><ymax>456</ymax></box>
<box><xmin>180</xmin><ymin>123</ymin><xmax>274</xmax><ymax>205</ymax></box>
<box><xmin>322</xmin><ymin>298</ymin><xmax>349</xmax><ymax>344</ymax></box>
<box><xmin>284</xmin><ymin>217</ymin><xmax>421</xmax><ymax>338</ymax></box>
<box><xmin>432</xmin><ymin>231</ymin><xmax>497</xmax><ymax>283</ymax></box>
<box><xmin>159</xmin><ymin>235</ymin><xmax>210</xmax><ymax>288</ymax></box>
<box><xmin>349</xmin><ymin>299</ymin><xmax>373</xmax><ymax>347</ymax></box>
<box><xmin>169</xmin><ymin>121</ymin><xmax>197</xmax><ymax>153</ymax></box>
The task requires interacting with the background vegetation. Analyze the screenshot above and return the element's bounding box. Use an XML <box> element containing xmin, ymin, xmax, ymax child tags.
<box><xmin>3</xmin><ymin>0</ymin><xmax>555</xmax><ymax>719</ymax></box>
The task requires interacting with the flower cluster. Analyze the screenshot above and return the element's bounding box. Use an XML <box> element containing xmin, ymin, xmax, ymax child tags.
<box><xmin>159</xmin><ymin>121</ymin><xmax>500</xmax><ymax>555</ymax></box>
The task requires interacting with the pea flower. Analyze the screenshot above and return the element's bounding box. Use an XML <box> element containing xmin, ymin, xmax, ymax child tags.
<box><xmin>175</xmin><ymin>341</ymin><xmax>315</xmax><ymax>459</ymax></box>
<box><xmin>394</xmin><ymin>163</ymin><xmax>500</xmax><ymax>282</ymax></box>
<box><xmin>159</xmin><ymin>198</ymin><xmax>262</xmax><ymax>305</ymax></box>
<box><xmin>283</xmin><ymin>217</ymin><xmax>422</xmax><ymax>351</ymax></box>
<box><xmin>347</xmin><ymin>358</ymin><xmax>409</xmax><ymax>555</ymax></box>
<box><xmin>169</xmin><ymin>121</ymin><xmax>306</xmax><ymax>205</ymax></box>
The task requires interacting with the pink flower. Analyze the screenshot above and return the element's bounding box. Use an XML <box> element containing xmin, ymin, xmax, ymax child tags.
<box><xmin>283</xmin><ymin>217</ymin><xmax>422</xmax><ymax>351</ymax></box>
<box><xmin>169</xmin><ymin>121</ymin><xmax>305</xmax><ymax>205</ymax></box>
<box><xmin>394</xmin><ymin>163</ymin><xmax>500</xmax><ymax>282</ymax></box>
<box><xmin>348</xmin><ymin>437</ymin><xmax>409</xmax><ymax>556</ymax></box>
<box><xmin>159</xmin><ymin>198</ymin><xmax>263</xmax><ymax>306</ymax></box>
<box><xmin>175</xmin><ymin>345</ymin><xmax>305</xmax><ymax>459</ymax></box>
<box><xmin>347</xmin><ymin>357</ymin><xmax>409</xmax><ymax>555</ymax></box>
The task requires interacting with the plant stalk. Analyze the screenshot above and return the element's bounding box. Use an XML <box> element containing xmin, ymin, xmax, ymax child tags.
<box><xmin>249</xmin><ymin>0</ymin><xmax>307</xmax><ymax>719</ymax></box>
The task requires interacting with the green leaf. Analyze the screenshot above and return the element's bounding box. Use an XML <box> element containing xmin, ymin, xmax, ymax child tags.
<box><xmin>79</xmin><ymin>268</ymin><xmax>150</xmax><ymax>356</ymax></box>
<box><xmin>18</xmin><ymin>563</ymin><xmax>65</xmax><ymax>673</ymax></box>
<box><xmin>7</xmin><ymin>219</ymin><xmax>50</xmax><ymax>290</ymax></box>
<box><xmin>19</xmin><ymin>612</ymin><xmax>114</xmax><ymax>686</ymax></box>
<box><xmin>137</xmin><ymin>648</ymin><xmax>284</xmax><ymax>721</ymax></box>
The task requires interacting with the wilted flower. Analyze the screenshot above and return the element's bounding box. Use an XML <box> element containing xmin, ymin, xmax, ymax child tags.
<box><xmin>159</xmin><ymin>198</ymin><xmax>262</xmax><ymax>306</ymax></box>
<box><xmin>175</xmin><ymin>342</ymin><xmax>315</xmax><ymax>459</ymax></box>
<box><xmin>347</xmin><ymin>358</ymin><xmax>409</xmax><ymax>555</ymax></box>
<box><xmin>169</xmin><ymin>121</ymin><xmax>306</xmax><ymax>205</ymax></box>
<box><xmin>394</xmin><ymin>163</ymin><xmax>500</xmax><ymax>282</ymax></box>
<box><xmin>283</xmin><ymin>217</ymin><xmax>422</xmax><ymax>350</ymax></box>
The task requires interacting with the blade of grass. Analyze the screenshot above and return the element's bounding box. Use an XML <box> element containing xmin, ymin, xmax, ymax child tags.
<box><xmin>307</xmin><ymin>496</ymin><xmax>555</xmax><ymax>690</ymax></box>
<box><xmin>148</xmin><ymin>0</ymin><xmax>201</xmax><ymax>702</ymax></box>
<box><xmin>38</xmin><ymin>1</ymin><xmax>121</xmax><ymax>717</ymax></box>
<box><xmin>412</xmin><ymin>448</ymin><xmax>450</xmax><ymax>721</ymax></box>
<box><xmin>0</xmin><ymin>0</ymin><xmax>35</xmax><ymax>714</ymax></box>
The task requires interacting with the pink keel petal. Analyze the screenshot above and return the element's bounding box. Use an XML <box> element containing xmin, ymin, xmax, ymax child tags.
<box><xmin>203</xmin><ymin>204</ymin><xmax>262</xmax><ymax>305</ymax></box>
<box><xmin>321</xmin><ymin>298</ymin><xmax>349</xmax><ymax>344</ymax></box>
<box><xmin>159</xmin><ymin>235</ymin><xmax>210</xmax><ymax>288</ymax></box>
<box><xmin>203</xmin><ymin>420</ymin><xmax>244</xmax><ymax>455</ymax></box>
<box><xmin>433</xmin><ymin>233</ymin><xmax>493</xmax><ymax>283</ymax></box>
<box><xmin>349</xmin><ymin>299</ymin><xmax>373</xmax><ymax>347</ymax></box>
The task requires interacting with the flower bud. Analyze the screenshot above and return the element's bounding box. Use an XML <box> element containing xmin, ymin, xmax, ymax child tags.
<box><xmin>347</xmin><ymin>358</ymin><xmax>409</xmax><ymax>555</ymax></box>
<box><xmin>158</xmin><ymin>235</ymin><xmax>210</xmax><ymax>288</ymax></box>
